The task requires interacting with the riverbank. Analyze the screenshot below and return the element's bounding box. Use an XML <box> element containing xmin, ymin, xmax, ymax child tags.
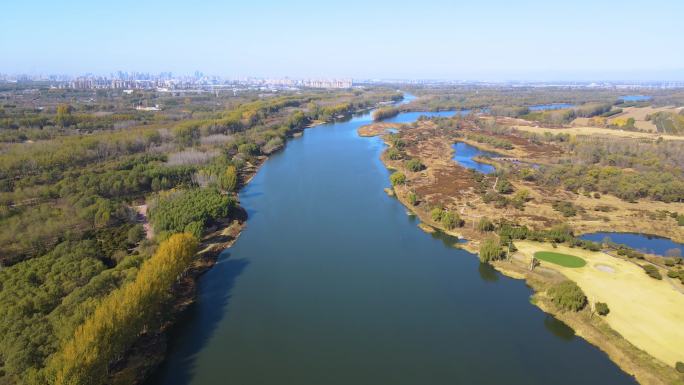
<box><xmin>113</xmin><ymin>100</ymin><xmax>406</xmax><ymax>384</ymax></box>
<box><xmin>361</xmin><ymin>120</ymin><xmax>684</xmax><ymax>385</ymax></box>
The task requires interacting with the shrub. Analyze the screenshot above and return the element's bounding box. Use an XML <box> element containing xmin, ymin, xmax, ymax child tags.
<box><xmin>149</xmin><ymin>188</ymin><xmax>234</xmax><ymax>236</ymax></box>
<box><xmin>548</xmin><ymin>281</ymin><xmax>587</xmax><ymax>312</ymax></box>
<box><xmin>676</xmin><ymin>361</ymin><xmax>684</xmax><ymax>373</ymax></box>
<box><xmin>667</xmin><ymin>270</ymin><xmax>679</xmax><ymax>278</ymax></box>
<box><xmin>430</xmin><ymin>208</ymin><xmax>443</xmax><ymax>222</ymax></box>
<box><xmin>496</xmin><ymin>178</ymin><xmax>513</xmax><ymax>194</ymax></box>
<box><xmin>386</xmin><ymin>147</ymin><xmax>402</xmax><ymax>160</ymax></box>
<box><xmin>405</xmin><ymin>158</ymin><xmax>424</xmax><ymax>172</ymax></box>
<box><xmin>407</xmin><ymin>192</ymin><xmax>417</xmax><ymax>206</ymax></box>
<box><xmin>642</xmin><ymin>264</ymin><xmax>662</xmax><ymax>280</ymax></box>
<box><xmin>477</xmin><ymin>217</ymin><xmax>495</xmax><ymax>232</ymax></box>
<box><xmin>511</xmin><ymin>189</ymin><xmax>529</xmax><ymax>209</ymax></box>
<box><xmin>440</xmin><ymin>211</ymin><xmax>463</xmax><ymax>230</ymax></box>
<box><xmin>479</xmin><ymin>236</ymin><xmax>504</xmax><ymax>263</ymax></box>
<box><xmin>552</xmin><ymin>201</ymin><xmax>577</xmax><ymax>217</ymax></box>
<box><xmin>595</xmin><ymin>302</ymin><xmax>609</xmax><ymax>316</ymax></box>
<box><xmin>126</xmin><ymin>224</ymin><xmax>145</xmax><ymax>245</ymax></box>
<box><xmin>372</xmin><ymin>106</ymin><xmax>400</xmax><ymax>121</ymax></box>
<box><xmin>389</xmin><ymin>171</ymin><xmax>406</xmax><ymax>186</ymax></box>
<box><xmin>238</xmin><ymin>142</ymin><xmax>259</xmax><ymax>156</ymax></box>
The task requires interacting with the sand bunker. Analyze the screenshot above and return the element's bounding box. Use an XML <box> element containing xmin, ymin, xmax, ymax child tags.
<box><xmin>595</xmin><ymin>264</ymin><xmax>616</xmax><ymax>273</ymax></box>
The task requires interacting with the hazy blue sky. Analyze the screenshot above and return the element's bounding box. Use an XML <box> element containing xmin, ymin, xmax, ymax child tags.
<box><xmin>2</xmin><ymin>0</ymin><xmax>683</xmax><ymax>80</ymax></box>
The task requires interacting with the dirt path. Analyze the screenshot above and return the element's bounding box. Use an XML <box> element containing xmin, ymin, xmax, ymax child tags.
<box><xmin>134</xmin><ymin>204</ymin><xmax>153</xmax><ymax>239</ymax></box>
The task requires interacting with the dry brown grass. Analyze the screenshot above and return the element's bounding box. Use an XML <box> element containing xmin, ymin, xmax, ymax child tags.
<box><xmin>605</xmin><ymin>106</ymin><xmax>683</xmax><ymax>132</ymax></box>
<box><xmin>357</xmin><ymin>122</ymin><xmax>401</xmax><ymax>137</ymax></box>
<box><xmin>514</xmin><ymin>124</ymin><xmax>684</xmax><ymax>141</ymax></box>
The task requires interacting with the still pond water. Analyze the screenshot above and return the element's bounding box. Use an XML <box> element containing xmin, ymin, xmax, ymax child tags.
<box><xmin>452</xmin><ymin>142</ymin><xmax>500</xmax><ymax>174</ymax></box>
<box><xmin>148</xmin><ymin>103</ymin><xmax>636</xmax><ymax>385</ymax></box>
<box><xmin>580</xmin><ymin>232</ymin><xmax>683</xmax><ymax>257</ymax></box>
<box><xmin>528</xmin><ymin>103</ymin><xmax>576</xmax><ymax>111</ymax></box>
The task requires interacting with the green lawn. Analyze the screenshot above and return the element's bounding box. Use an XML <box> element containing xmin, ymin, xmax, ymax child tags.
<box><xmin>534</xmin><ymin>251</ymin><xmax>586</xmax><ymax>268</ymax></box>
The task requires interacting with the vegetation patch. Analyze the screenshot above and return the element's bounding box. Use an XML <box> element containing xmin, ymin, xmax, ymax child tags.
<box><xmin>595</xmin><ymin>302</ymin><xmax>610</xmax><ymax>316</ymax></box>
<box><xmin>548</xmin><ymin>281</ymin><xmax>587</xmax><ymax>312</ymax></box>
<box><xmin>642</xmin><ymin>264</ymin><xmax>662</xmax><ymax>280</ymax></box>
<box><xmin>534</xmin><ymin>251</ymin><xmax>586</xmax><ymax>268</ymax></box>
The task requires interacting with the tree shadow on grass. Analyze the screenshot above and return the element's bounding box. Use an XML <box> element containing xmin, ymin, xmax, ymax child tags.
<box><xmin>146</xmin><ymin>252</ymin><xmax>249</xmax><ymax>385</ymax></box>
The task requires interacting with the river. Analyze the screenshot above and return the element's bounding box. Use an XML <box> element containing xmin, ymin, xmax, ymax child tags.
<box><xmin>147</xmin><ymin>101</ymin><xmax>636</xmax><ymax>385</ymax></box>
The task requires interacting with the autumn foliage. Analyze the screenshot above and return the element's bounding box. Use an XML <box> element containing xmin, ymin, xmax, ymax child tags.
<box><xmin>46</xmin><ymin>233</ymin><xmax>198</xmax><ymax>385</ymax></box>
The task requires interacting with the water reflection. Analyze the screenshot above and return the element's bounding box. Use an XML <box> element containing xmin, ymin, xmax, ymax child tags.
<box><xmin>543</xmin><ymin>315</ymin><xmax>576</xmax><ymax>342</ymax></box>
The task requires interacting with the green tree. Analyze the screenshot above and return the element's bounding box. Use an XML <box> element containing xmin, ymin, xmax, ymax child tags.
<box><xmin>218</xmin><ymin>165</ymin><xmax>238</xmax><ymax>192</ymax></box>
<box><xmin>389</xmin><ymin>172</ymin><xmax>406</xmax><ymax>186</ymax></box>
<box><xmin>479</xmin><ymin>236</ymin><xmax>504</xmax><ymax>263</ymax></box>
<box><xmin>55</xmin><ymin>104</ymin><xmax>74</xmax><ymax>127</ymax></box>
<box><xmin>548</xmin><ymin>281</ymin><xmax>587</xmax><ymax>312</ymax></box>
<box><xmin>440</xmin><ymin>211</ymin><xmax>463</xmax><ymax>230</ymax></box>
<box><xmin>477</xmin><ymin>217</ymin><xmax>495</xmax><ymax>232</ymax></box>
<box><xmin>496</xmin><ymin>177</ymin><xmax>513</xmax><ymax>194</ymax></box>
<box><xmin>430</xmin><ymin>207</ymin><xmax>443</xmax><ymax>222</ymax></box>
<box><xmin>386</xmin><ymin>147</ymin><xmax>402</xmax><ymax>160</ymax></box>
<box><xmin>407</xmin><ymin>192</ymin><xmax>417</xmax><ymax>206</ymax></box>
<box><xmin>595</xmin><ymin>302</ymin><xmax>609</xmax><ymax>316</ymax></box>
<box><xmin>405</xmin><ymin>158</ymin><xmax>424</xmax><ymax>172</ymax></box>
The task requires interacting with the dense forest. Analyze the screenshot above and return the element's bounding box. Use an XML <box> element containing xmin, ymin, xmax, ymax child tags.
<box><xmin>0</xmin><ymin>86</ymin><xmax>401</xmax><ymax>384</ymax></box>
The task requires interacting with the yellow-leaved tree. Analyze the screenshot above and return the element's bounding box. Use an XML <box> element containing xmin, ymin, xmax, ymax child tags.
<box><xmin>45</xmin><ymin>233</ymin><xmax>198</xmax><ymax>385</ymax></box>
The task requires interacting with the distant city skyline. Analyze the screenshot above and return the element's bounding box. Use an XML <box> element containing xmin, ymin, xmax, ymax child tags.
<box><xmin>2</xmin><ymin>0</ymin><xmax>683</xmax><ymax>81</ymax></box>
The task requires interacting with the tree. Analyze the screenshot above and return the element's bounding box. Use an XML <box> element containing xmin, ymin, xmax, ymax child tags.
<box><xmin>595</xmin><ymin>302</ymin><xmax>609</xmax><ymax>316</ymax></box>
<box><xmin>386</xmin><ymin>147</ymin><xmax>402</xmax><ymax>160</ymax></box>
<box><xmin>407</xmin><ymin>192</ymin><xmax>417</xmax><ymax>206</ymax></box>
<box><xmin>405</xmin><ymin>158</ymin><xmax>424</xmax><ymax>172</ymax></box>
<box><xmin>511</xmin><ymin>189</ymin><xmax>530</xmax><ymax>209</ymax></box>
<box><xmin>47</xmin><ymin>233</ymin><xmax>198</xmax><ymax>385</ymax></box>
<box><xmin>126</xmin><ymin>225</ymin><xmax>145</xmax><ymax>245</ymax></box>
<box><xmin>238</xmin><ymin>143</ymin><xmax>259</xmax><ymax>156</ymax></box>
<box><xmin>477</xmin><ymin>217</ymin><xmax>495</xmax><ymax>232</ymax></box>
<box><xmin>440</xmin><ymin>211</ymin><xmax>462</xmax><ymax>230</ymax></box>
<box><xmin>430</xmin><ymin>207</ymin><xmax>443</xmax><ymax>222</ymax></box>
<box><xmin>56</xmin><ymin>104</ymin><xmax>74</xmax><ymax>127</ymax></box>
<box><xmin>642</xmin><ymin>264</ymin><xmax>662</xmax><ymax>280</ymax></box>
<box><xmin>389</xmin><ymin>172</ymin><xmax>406</xmax><ymax>186</ymax></box>
<box><xmin>479</xmin><ymin>236</ymin><xmax>504</xmax><ymax>263</ymax></box>
<box><xmin>219</xmin><ymin>165</ymin><xmax>238</xmax><ymax>192</ymax></box>
<box><xmin>496</xmin><ymin>177</ymin><xmax>513</xmax><ymax>194</ymax></box>
<box><xmin>173</xmin><ymin>122</ymin><xmax>200</xmax><ymax>146</ymax></box>
<box><xmin>548</xmin><ymin>281</ymin><xmax>587</xmax><ymax>312</ymax></box>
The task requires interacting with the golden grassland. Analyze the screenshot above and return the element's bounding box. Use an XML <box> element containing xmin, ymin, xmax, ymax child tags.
<box><xmin>515</xmin><ymin>241</ymin><xmax>684</xmax><ymax>369</ymax></box>
<box><xmin>513</xmin><ymin>123</ymin><xmax>684</xmax><ymax>141</ymax></box>
<box><xmin>571</xmin><ymin>106</ymin><xmax>683</xmax><ymax>132</ymax></box>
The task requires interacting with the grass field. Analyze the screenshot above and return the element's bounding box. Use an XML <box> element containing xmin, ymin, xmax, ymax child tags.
<box><xmin>534</xmin><ymin>251</ymin><xmax>586</xmax><ymax>267</ymax></box>
<box><xmin>513</xmin><ymin>124</ymin><xmax>684</xmax><ymax>141</ymax></box>
<box><xmin>516</xmin><ymin>241</ymin><xmax>684</xmax><ymax>368</ymax></box>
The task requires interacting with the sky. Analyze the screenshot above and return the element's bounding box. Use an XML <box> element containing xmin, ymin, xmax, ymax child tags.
<box><xmin>2</xmin><ymin>0</ymin><xmax>683</xmax><ymax>81</ymax></box>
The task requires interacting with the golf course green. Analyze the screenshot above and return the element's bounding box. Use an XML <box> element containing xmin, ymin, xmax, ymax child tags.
<box><xmin>534</xmin><ymin>251</ymin><xmax>587</xmax><ymax>268</ymax></box>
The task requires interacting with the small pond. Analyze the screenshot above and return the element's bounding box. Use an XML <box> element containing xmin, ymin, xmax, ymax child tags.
<box><xmin>579</xmin><ymin>232</ymin><xmax>683</xmax><ymax>257</ymax></box>
<box><xmin>619</xmin><ymin>95</ymin><xmax>652</xmax><ymax>102</ymax></box>
<box><xmin>452</xmin><ymin>142</ymin><xmax>500</xmax><ymax>174</ymax></box>
<box><xmin>528</xmin><ymin>103</ymin><xmax>575</xmax><ymax>111</ymax></box>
